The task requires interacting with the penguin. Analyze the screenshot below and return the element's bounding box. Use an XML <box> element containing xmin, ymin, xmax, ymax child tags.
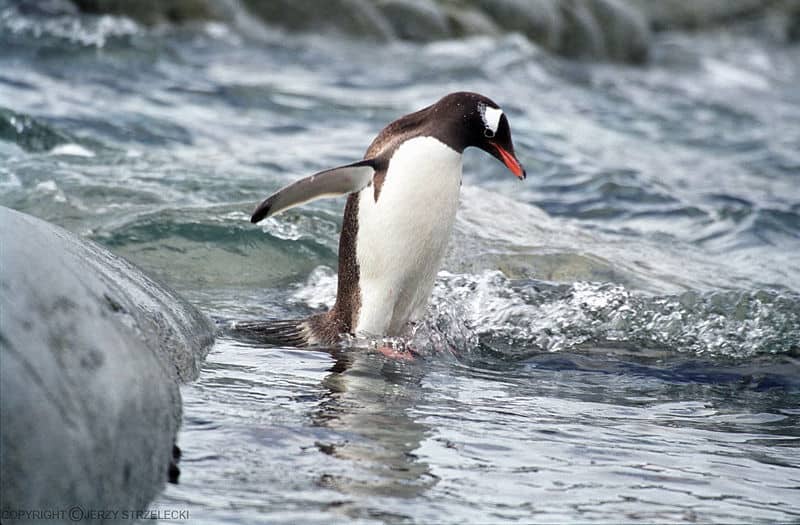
<box><xmin>238</xmin><ymin>92</ymin><xmax>525</xmax><ymax>346</ymax></box>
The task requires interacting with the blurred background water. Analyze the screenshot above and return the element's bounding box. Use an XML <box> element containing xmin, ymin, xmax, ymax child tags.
<box><xmin>1</xmin><ymin>0</ymin><xmax>799</xmax><ymax>522</ymax></box>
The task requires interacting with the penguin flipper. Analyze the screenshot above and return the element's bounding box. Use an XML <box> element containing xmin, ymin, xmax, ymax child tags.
<box><xmin>251</xmin><ymin>159</ymin><xmax>376</xmax><ymax>223</ymax></box>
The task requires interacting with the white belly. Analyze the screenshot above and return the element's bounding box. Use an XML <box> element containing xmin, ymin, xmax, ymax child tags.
<box><xmin>355</xmin><ymin>136</ymin><xmax>463</xmax><ymax>336</ymax></box>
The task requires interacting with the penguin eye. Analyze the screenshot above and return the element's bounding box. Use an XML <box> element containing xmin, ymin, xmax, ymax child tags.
<box><xmin>484</xmin><ymin>128</ymin><xmax>495</xmax><ymax>138</ymax></box>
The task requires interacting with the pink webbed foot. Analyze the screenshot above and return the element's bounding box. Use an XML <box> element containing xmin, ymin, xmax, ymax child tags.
<box><xmin>376</xmin><ymin>345</ymin><xmax>416</xmax><ymax>361</ymax></box>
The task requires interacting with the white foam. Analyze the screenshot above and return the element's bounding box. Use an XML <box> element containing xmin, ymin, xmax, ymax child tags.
<box><xmin>50</xmin><ymin>143</ymin><xmax>95</xmax><ymax>157</ymax></box>
<box><xmin>703</xmin><ymin>58</ymin><xmax>770</xmax><ymax>91</ymax></box>
<box><xmin>292</xmin><ymin>266</ymin><xmax>337</xmax><ymax>309</ymax></box>
<box><xmin>35</xmin><ymin>180</ymin><xmax>68</xmax><ymax>203</ymax></box>
<box><xmin>35</xmin><ymin>180</ymin><xmax>58</xmax><ymax>192</ymax></box>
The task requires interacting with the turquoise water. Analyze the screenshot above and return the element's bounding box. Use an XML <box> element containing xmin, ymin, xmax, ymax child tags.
<box><xmin>1</xmin><ymin>4</ymin><xmax>799</xmax><ymax>523</ymax></box>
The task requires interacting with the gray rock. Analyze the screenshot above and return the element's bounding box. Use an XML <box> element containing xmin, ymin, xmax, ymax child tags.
<box><xmin>474</xmin><ymin>0</ymin><xmax>564</xmax><ymax>50</ymax></box>
<box><xmin>66</xmin><ymin>0</ymin><xmax>793</xmax><ymax>64</ymax></box>
<box><xmin>377</xmin><ymin>0</ymin><xmax>452</xmax><ymax>41</ymax></box>
<box><xmin>442</xmin><ymin>5</ymin><xmax>500</xmax><ymax>37</ymax></box>
<box><xmin>71</xmin><ymin>0</ymin><xmax>225</xmax><ymax>25</ymax></box>
<box><xmin>558</xmin><ymin>0</ymin><xmax>649</xmax><ymax>63</ymax></box>
<box><xmin>242</xmin><ymin>0</ymin><xmax>395</xmax><ymax>41</ymax></box>
<box><xmin>627</xmin><ymin>0</ymin><xmax>770</xmax><ymax>31</ymax></box>
<box><xmin>557</xmin><ymin>0</ymin><xmax>606</xmax><ymax>60</ymax></box>
<box><xmin>0</xmin><ymin>207</ymin><xmax>214</xmax><ymax>522</ymax></box>
<box><xmin>773</xmin><ymin>0</ymin><xmax>800</xmax><ymax>42</ymax></box>
<box><xmin>473</xmin><ymin>0</ymin><xmax>649</xmax><ymax>63</ymax></box>
<box><xmin>587</xmin><ymin>0</ymin><xmax>649</xmax><ymax>63</ymax></box>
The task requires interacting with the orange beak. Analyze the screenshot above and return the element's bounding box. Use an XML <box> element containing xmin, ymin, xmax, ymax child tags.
<box><xmin>492</xmin><ymin>143</ymin><xmax>526</xmax><ymax>179</ymax></box>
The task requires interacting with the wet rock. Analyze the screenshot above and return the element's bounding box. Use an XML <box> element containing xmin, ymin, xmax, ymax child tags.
<box><xmin>67</xmin><ymin>0</ymin><xmax>793</xmax><ymax>64</ymax></box>
<box><xmin>242</xmin><ymin>0</ymin><xmax>395</xmax><ymax>40</ymax></box>
<box><xmin>582</xmin><ymin>0</ymin><xmax>649</xmax><ymax>63</ymax></box>
<box><xmin>790</xmin><ymin>14</ymin><xmax>800</xmax><ymax>41</ymax></box>
<box><xmin>16</xmin><ymin>0</ymin><xmax>79</xmax><ymax>17</ymax></box>
<box><xmin>377</xmin><ymin>0</ymin><xmax>452</xmax><ymax>41</ymax></box>
<box><xmin>474</xmin><ymin>0</ymin><xmax>564</xmax><ymax>50</ymax></box>
<box><xmin>557</xmin><ymin>0</ymin><xmax>606</xmax><ymax>60</ymax></box>
<box><xmin>71</xmin><ymin>0</ymin><xmax>224</xmax><ymax>25</ymax></box>
<box><xmin>443</xmin><ymin>5</ymin><xmax>500</xmax><ymax>37</ymax></box>
<box><xmin>0</xmin><ymin>207</ymin><xmax>214</xmax><ymax>521</ymax></box>
<box><xmin>627</xmin><ymin>0</ymin><xmax>769</xmax><ymax>31</ymax></box>
<box><xmin>472</xmin><ymin>0</ymin><xmax>648</xmax><ymax>63</ymax></box>
<box><xmin>777</xmin><ymin>0</ymin><xmax>800</xmax><ymax>41</ymax></box>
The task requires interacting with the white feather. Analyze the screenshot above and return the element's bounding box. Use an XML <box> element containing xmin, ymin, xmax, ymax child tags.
<box><xmin>482</xmin><ymin>106</ymin><xmax>503</xmax><ymax>134</ymax></box>
<box><xmin>355</xmin><ymin>136</ymin><xmax>463</xmax><ymax>336</ymax></box>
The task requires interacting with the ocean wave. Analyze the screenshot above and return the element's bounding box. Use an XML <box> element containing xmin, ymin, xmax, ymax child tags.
<box><xmin>410</xmin><ymin>271</ymin><xmax>800</xmax><ymax>359</ymax></box>
<box><xmin>0</xmin><ymin>108</ymin><xmax>75</xmax><ymax>152</ymax></box>
<box><xmin>0</xmin><ymin>2</ymin><xmax>140</xmax><ymax>48</ymax></box>
<box><xmin>283</xmin><ymin>267</ymin><xmax>800</xmax><ymax>359</ymax></box>
<box><xmin>87</xmin><ymin>206</ymin><xmax>339</xmax><ymax>289</ymax></box>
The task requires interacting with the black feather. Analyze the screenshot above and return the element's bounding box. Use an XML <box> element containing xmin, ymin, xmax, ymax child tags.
<box><xmin>228</xmin><ymin>319</ymin><xmax>308</xmax><ymax>347</ymax></box>
<box><xmin>250</xmin><ymin>200</ymin><xmax>273</xmax><ymax>223</ymax></box>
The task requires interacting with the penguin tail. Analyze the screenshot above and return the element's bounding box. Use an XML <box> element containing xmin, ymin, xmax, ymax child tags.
<box><xmin>227</xmin><ymin>318</ymin><xmax>310</xmax><ymax>347</ymax></box>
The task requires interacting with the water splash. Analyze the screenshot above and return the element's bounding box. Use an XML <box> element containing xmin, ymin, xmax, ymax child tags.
<box><xmin>0</xmin><ymin>3</ymin><xmax>139</xmax><ymax>48</ymax></box>
<box><xmin>288</xmin><ymin>267</ymin><xmax>800</xmax><ymax>358</ymax></box>
<box><xmin>419</xmin><ymin>271</ymin><xmax>800</xmax><ymax>359</ymax></box>
<box><xmin>290</xmin><ymin>265</ymin><xmax>337</xmax><ymax>309</ymax></box>
<box><xmin>0</xmin><ymin>108</ymin><xmax>73</xmax><ymax>152</ymax></box>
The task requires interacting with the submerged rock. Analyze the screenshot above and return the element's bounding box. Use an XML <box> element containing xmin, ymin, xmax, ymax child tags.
<box><xmin>0</xmin><ymin>207</ymin><xmax>214</xmax><ymax>521</ymax></box>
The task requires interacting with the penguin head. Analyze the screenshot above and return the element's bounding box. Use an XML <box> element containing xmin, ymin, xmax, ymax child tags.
<box><xmin>433</xmin><ymin>92</ymin><xmax>526</xmax><ymax>180</ymax></box>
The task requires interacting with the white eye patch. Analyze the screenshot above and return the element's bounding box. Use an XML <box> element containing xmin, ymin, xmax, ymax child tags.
<box><xmin>481</xmin><ymin>105</ymin><xmax>503</xmax><ymax>135</ymax></box>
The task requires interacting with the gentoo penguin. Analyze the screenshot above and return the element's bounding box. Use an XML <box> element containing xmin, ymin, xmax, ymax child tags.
<box><xmin>240</xmin><ymin>92</ymin><xmax>525</xmax><ymax>346</ymax></box>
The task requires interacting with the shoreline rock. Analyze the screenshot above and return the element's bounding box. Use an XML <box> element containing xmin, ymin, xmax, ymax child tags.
<box><xmin>64</xmin><ymin>0</ymin><xmax>799</xmax><ymax>63</ymax></box>
<box><xmin>0</xmin><ymin>207</ymin><xmax>214</xmax><ymax>522</ymax></box>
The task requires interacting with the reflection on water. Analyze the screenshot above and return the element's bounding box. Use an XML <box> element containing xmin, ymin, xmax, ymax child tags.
<box><xmin>312</xmin><ymin>350</ymin><xmax>436</xmax><ymax>504</ymax></box>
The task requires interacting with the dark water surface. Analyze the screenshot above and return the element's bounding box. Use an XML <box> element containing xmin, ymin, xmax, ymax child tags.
<box><xmin>1</xmin><ymin>4</ymin><xmax>799</xmax><ymax>523</ymax></box>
